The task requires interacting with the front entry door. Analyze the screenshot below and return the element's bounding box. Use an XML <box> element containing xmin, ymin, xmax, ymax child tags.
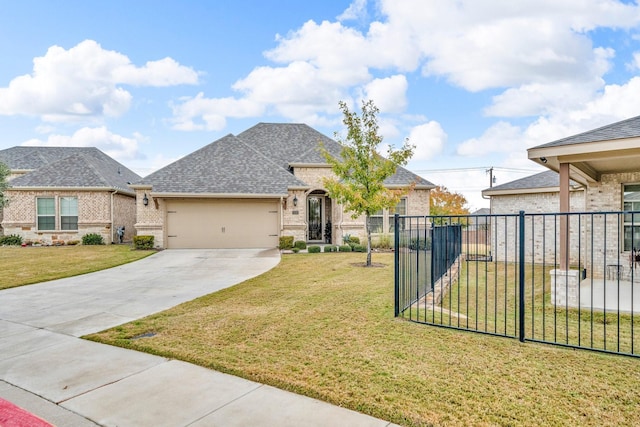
<box><xmin>308</xmin><ymin>196</ymin><xmax>323</xmax><ymax>241</ymax></box>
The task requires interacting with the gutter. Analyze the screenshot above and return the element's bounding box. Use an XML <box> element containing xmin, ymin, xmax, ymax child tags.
<box><xmin>147</xmin><ymin>192</ymin><xmax>289</xmax><ymax>199</ymax></box>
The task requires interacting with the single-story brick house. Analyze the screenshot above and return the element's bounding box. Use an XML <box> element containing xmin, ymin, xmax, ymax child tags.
<box><xmin>483</xmin><ymin>170</ymin><xmax>585</xmax><ymax>214</ymax></box>
<box><xmin>132</xmin><ymin>123</ymin><xmax>434</xmax><ymax>249</ymax></box>
<box><xmin>0</xmin><ymin>147</ymin><xmax>140</xmax><ymax>244</ymax></box>
<box><xmin>482</xmin><ymin>115</ymin><xmax>640</xmax><ymax>281</ymax></box>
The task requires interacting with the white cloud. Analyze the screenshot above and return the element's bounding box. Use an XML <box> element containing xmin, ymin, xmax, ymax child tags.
<box><xmin>380</xmin><ymin>0</ymin><xmax>640</xmax><ymax>91</ymax></box>
<box><xmin>170</xmin><ymin>0</ymin><xmax>640</xmax><ymax>148</ymax></box>
<box><xmin>0</xmin><ymin>40</ymin><xmax>198</xmax><ymax>122</ymax></box>
<box><xmin>363</xmin><ymin>75</ymin><xmax>408</xmax><ymax>113</ymax></box>
<box><xmin>21</xmin><ymin>126</ymin><xmax>143</xmax><ymax>161</ymax></box>
<box><xmin>407</xmin><ymin>121</ymin><xmax>447</xmax><ymax>161</ymax></box>
<box><xmin>456</xmin><ymin>121</ymin><xmax>523</xmax><ymax>157</ymax></box>
<box><xmin>337</xmin><ymin>0</ymin><xmax>368</xmax><ymax>22</ymax></box>
<box><xmin>170</xmin><ymin>92</ymin><xmax>264</xmax><ymax>131</ymax></box>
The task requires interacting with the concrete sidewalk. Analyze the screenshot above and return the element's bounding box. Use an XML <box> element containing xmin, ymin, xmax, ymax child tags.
<box><xmin>0</xmin><ymin>249</ymin><xmax>396</xmax><ymax>426</ymax></box>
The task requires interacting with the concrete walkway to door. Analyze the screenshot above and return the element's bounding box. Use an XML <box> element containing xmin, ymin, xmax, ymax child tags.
<box><xmin>0</xmin><ymin>249</ymin><xmax>396</xmax><ymax>427</ymax></box>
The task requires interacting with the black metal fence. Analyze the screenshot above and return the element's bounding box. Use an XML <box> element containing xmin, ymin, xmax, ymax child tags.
<box><xmin>394</xmin><ymin>211</ymin><xmax>640</xmax><ymax>358</ymax></box>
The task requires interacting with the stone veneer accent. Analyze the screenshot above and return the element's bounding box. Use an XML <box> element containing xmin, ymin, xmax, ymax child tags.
<box><xmin>550</xmin><ymin>269</ymin><xmax>581</xmax><ymax>307</ymax></box>
<box><xmin>133</xmin><ymin>188</ymin><xmax>165</xmax><ymax>248</ymax></box>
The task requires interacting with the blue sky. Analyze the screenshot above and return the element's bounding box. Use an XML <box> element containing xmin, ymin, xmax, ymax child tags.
<box><xmin>2</xmin><ymin>0</ymin><xmax>640</xmax><ymax>210</ymax></box>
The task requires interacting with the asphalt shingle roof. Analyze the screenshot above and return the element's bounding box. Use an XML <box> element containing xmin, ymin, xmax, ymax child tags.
<box><xmin>4</xmin><ymin>147</ymin><xmax>140</xmax><ymax>193</ymax></box>
<box><xmin>487</xmin><ymin>170</ymin><xmax>580</xmax><ymax>192</ymax></box>
<box><xmin>141</xmin><ymin>123</ymin><xmax>433</xmax><ymax>194</ymax></box>
<box><xmin>534</xmin><ymin>114</ymin><xmax>640</xmax><ymax>148</ymax></box>
<box><xmin>139</xmin><ymin>134</ymin><xmax>307</xmax><ymax>194</ymax></box>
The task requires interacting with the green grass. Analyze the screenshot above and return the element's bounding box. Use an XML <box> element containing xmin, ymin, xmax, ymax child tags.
<box><xmin>1</xmin><ymin>245</ymin><xmax>156</xmax><ymax>289</ymax></box>
<box><xmin>86</xmin><ymin>253</ymin><xmax>640</xmax><ymax>427</ymax></box>
<box><xmin>417</xmin><ymin>261</ymin><xmax>640</xmax><ymax>355</ymax></box>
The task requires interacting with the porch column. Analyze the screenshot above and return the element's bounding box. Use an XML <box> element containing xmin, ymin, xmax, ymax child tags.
<box><xmin>559</xmin><ymin>162</ymin><xmax>570</xmax><ymax>270</ymax></box>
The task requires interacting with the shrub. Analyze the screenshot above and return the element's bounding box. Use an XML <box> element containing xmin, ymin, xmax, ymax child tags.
<box><xmin>307</xmin><ymin>245</ymin><xmax>321</xmax><ymax>253</ymax></box>
<box><xmin>408</xmin><ymin>236</ymin><xmax>431</xmax><ymax>251</ymax></box>
<box><xmin>373</xmin><ymin>234</ymin><xmax>392</xmax><ymax>249</ymax></box>
<box><xmin>82</xmin><ymin>233</ymin><xmax>104</xmax><ymax>245</ymax></box>
<box><xmin>133</xmin><ymin>235</ymin><xmax>154</xmax><ymax>250</ymax></box>
<box><xmin>343</xmin><ymin>234</ymin><xmax>361</xmax><ymax>247</ymax></box>
<box><xmin>323</xmin><ymin>245</ymin><xmax>337</xmax><ymax>253</ymax></box>
<box><xmin>338</xmin><ymin>245</ymin><xmax>352</xmax><ymax>252</ymax></box>
<box><xmin>278</xmin><ymin>236</ymin><xmax>294</xmax><ymax>250</ymax></box>
<box><xmin>0</xmin><ymin>234</ymin><xmax>22</xmax><ymax>246</ymax></box>
<box><xmin>294</xmin><ymin>240</ymin><xmax>307</xmax><ymax>250</ymax></box>
<box><xmin>352</xmin><ymin>244</ymin><xmax>367</xmax><ymax>253</ymax></box>
<box><xmin>292</xmin><ymin>247</ymin><xmax>300</xmax><ymax>253</ymax></box>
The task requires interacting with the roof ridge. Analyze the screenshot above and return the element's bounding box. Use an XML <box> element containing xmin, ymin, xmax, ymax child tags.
<box><xmin>234</xmin><ymin>134</ymin><xmax>308</xmax><ymax>186</ymax></box>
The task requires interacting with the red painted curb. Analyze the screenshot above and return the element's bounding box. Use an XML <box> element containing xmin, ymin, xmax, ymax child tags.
<box><xmin>0</xmin><ymin>398</ymin><xmax>54</xmax><ymax>427</ymax></box>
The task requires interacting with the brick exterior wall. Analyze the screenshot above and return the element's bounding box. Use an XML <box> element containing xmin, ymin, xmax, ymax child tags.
<box><xmin>490</xmin><ymin>173</ymin><xmax>640</xmax><ymax>277</ymax></box>
<box><xmin>1</xmin><ymin>189</ymin><xmax>136</xmax><ymax>245</ymax></box>
<box><xmin>136</xmin><ymin>166</ymin><xmax>431</xmax><ymax>249</ymax></box>
<box><xmin>584</xmin><ymin>172</ymin><xmax>640</xmax><ymax>276</ymax></box>
<box><xmin>133</xmin><ymin>188</ymin><xmax>165</xmax><ymax>248</ymax></box>
<box><xmin>490</xmin><ymin>190</ymin><xmax>585</xmax><ymax>263</ymax></box>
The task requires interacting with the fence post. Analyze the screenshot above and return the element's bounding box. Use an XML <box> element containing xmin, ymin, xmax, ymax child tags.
<box><xmin>518</xmin><ymin>210</ymin><xmax>526</xmax><ymax>342</ymax></box>
<box><xmin>394</xmin><ymin>213</ymin><xmax>400</xmax><ymax>317</ymax></box>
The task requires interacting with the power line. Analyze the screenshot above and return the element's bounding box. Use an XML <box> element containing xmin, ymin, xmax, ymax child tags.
<box><xmin>412</xmin><ymin>166</ymin><xmax>540</xmax><ymax>174</ymax></box>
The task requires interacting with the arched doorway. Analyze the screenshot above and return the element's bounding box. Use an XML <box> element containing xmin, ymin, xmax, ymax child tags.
<box><xmin>306</xmin><ymin>190</ymin><xmax>332</xmax><ymax>243</ymax></box>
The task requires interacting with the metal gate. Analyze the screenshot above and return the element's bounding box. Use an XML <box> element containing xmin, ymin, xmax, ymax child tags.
<box><xmin>394</xmin><ymin>211</ymin><xmax>640</xmax><ymax>358</ymax></box>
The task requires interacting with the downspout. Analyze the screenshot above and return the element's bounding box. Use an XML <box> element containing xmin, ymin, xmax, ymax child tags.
<box><xmin>338</xmin><ymin>201</ymin><xmax>344</xmax><ymax>245</ymax></box>
<box><xmin>110</xmin><ymin>189</ymin><xmax>118</xmax><ymax>244</ymax></box>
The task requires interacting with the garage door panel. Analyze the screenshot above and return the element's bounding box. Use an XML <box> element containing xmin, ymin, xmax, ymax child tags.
<box><xmin>166</xmin><ymin>199</ymin><xmax>278</xmax><ymax>249</ymax></box>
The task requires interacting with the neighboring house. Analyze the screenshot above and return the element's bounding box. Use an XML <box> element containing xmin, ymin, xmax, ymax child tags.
<box><xmin>0</xmin><ymin>147</ymin><xmax>140</xmax><ymax>244</ymax></box>
<box><xmin>481</xmin><ymin>114</ymin><xmax>640</xmax><ymax>273</ymax></box>
<box><xmin>483</xmin><ymin>170</ymin><xmax>585</xmax><ymax>214</ymax></box>
<box><xmin>132</xmin><ymin>123</ymin><xmax>434</xmax><ymax>249</ymax></box>
<box><xmin>469</xmin><ymin>207</ymin><xmax>491</xmax><ymax>229</ymax></box>
<box><xmin>482</xmin><ymin>170</ymin><xmax>585</xmax><ymax>263</ymax></box>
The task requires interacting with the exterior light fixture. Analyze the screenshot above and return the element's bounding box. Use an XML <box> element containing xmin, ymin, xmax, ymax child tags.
<box><xmin>143</xmin><ymin>193</ymin><xmax>149</xmax><ymax>206</ymax></box>
<box><xmin>293</xmin><ymin>195</ymin><xmax>298</xmax><ymax>207</ymax></box>
<box><xmin>540</xmin><ymin>157</ymin><xmax>547</xmax><ymax>164</ymax></box>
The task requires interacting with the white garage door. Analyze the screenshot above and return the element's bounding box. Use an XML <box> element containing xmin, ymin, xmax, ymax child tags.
<box><xmin>166</xmin><ymin>199</ymin><xmax>279</xmax><ymax>249</ymax></box>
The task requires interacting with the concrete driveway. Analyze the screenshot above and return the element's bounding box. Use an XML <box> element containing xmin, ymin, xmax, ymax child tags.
<box><xmin>0</xmin><ymin>249</ymin><xmax>395</xmax><ymax>427</ymax></box>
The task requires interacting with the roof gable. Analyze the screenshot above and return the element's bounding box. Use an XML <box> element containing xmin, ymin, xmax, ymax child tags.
<box><xmin>238</xmin><ymin>123</ymin><xmax>433</xmax><ymax>188</ymax></box>
<box><xmin>237</xmin><ymin>123</ymin><xmax>342</xmax><ymax>167</ymax></box>
<box><xmin>139</xmin><ymin>134</ymin><xmax>307</xmax><ymax>194</ymax></box>
<box><xmin>140</xmin><ymin>123</ymin><xmax>434</xmax><ymax>194</ymax></box>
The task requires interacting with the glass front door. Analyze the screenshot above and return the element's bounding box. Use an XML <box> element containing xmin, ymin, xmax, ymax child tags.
<box><xmin>308</xmin><ymin>196</ymin><xmax>323</xmax><ymax>241</ymax></box>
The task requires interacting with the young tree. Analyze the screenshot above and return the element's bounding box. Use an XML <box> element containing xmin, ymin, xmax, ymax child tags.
<box><xmin>0</xmin><ymin>162</ymin><xmax>9</xmax><ymax>208</ymax></box>
<box><xmin>321</xmin><ymin>100</ymin><xmax>414</xmax><ymax>266</ymax></box>
<box><xmin>430</xmin><ymin>185</ymin><xmax>470</xmax><ymax>224</ymax></box>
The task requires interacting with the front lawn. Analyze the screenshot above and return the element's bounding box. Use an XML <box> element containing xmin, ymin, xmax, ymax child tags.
<box><xmin>86</xmin><ymin>253</ymin><xmax>640</xmax><ymax>427</ymax></box>
<box><xmin>1</xmin><ymin>245</ymin><xmax>156</xmax><ymax>290</ymax></box>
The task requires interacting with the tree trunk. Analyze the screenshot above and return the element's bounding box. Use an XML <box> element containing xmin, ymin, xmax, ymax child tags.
<box><xmin>366</xmin><ymin>214</ymin><xmax>372</xmax><ymax>266</ymax></box>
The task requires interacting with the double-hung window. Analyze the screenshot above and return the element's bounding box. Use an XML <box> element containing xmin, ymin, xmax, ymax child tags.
<box><xmin>60</xmin><ymin>197</ymin><xmax>78</xmax><ymax>230</ymax></box>
<box><xmin>36</xmin><ymin>196</ymin><xmax>78</xmax><ymax>231</ymax></box>
<box><xmin>624</xmin><ymin>184</ymin><xmax>640</xmax><ymax>252</ymax></box>
<box><xmin>37</xmin><ymin>198</ymin><xmax>56</xmax><ymax>230</ymax></box>
<box><xmin>368</xmin><ymin>198</ymin><xmax>407</xmax><ymax>234</ymax></box>
<box><xmin>388</xmin><ymin>198</ymin><xmax>407</xmax><ymax>233</ymax></box>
